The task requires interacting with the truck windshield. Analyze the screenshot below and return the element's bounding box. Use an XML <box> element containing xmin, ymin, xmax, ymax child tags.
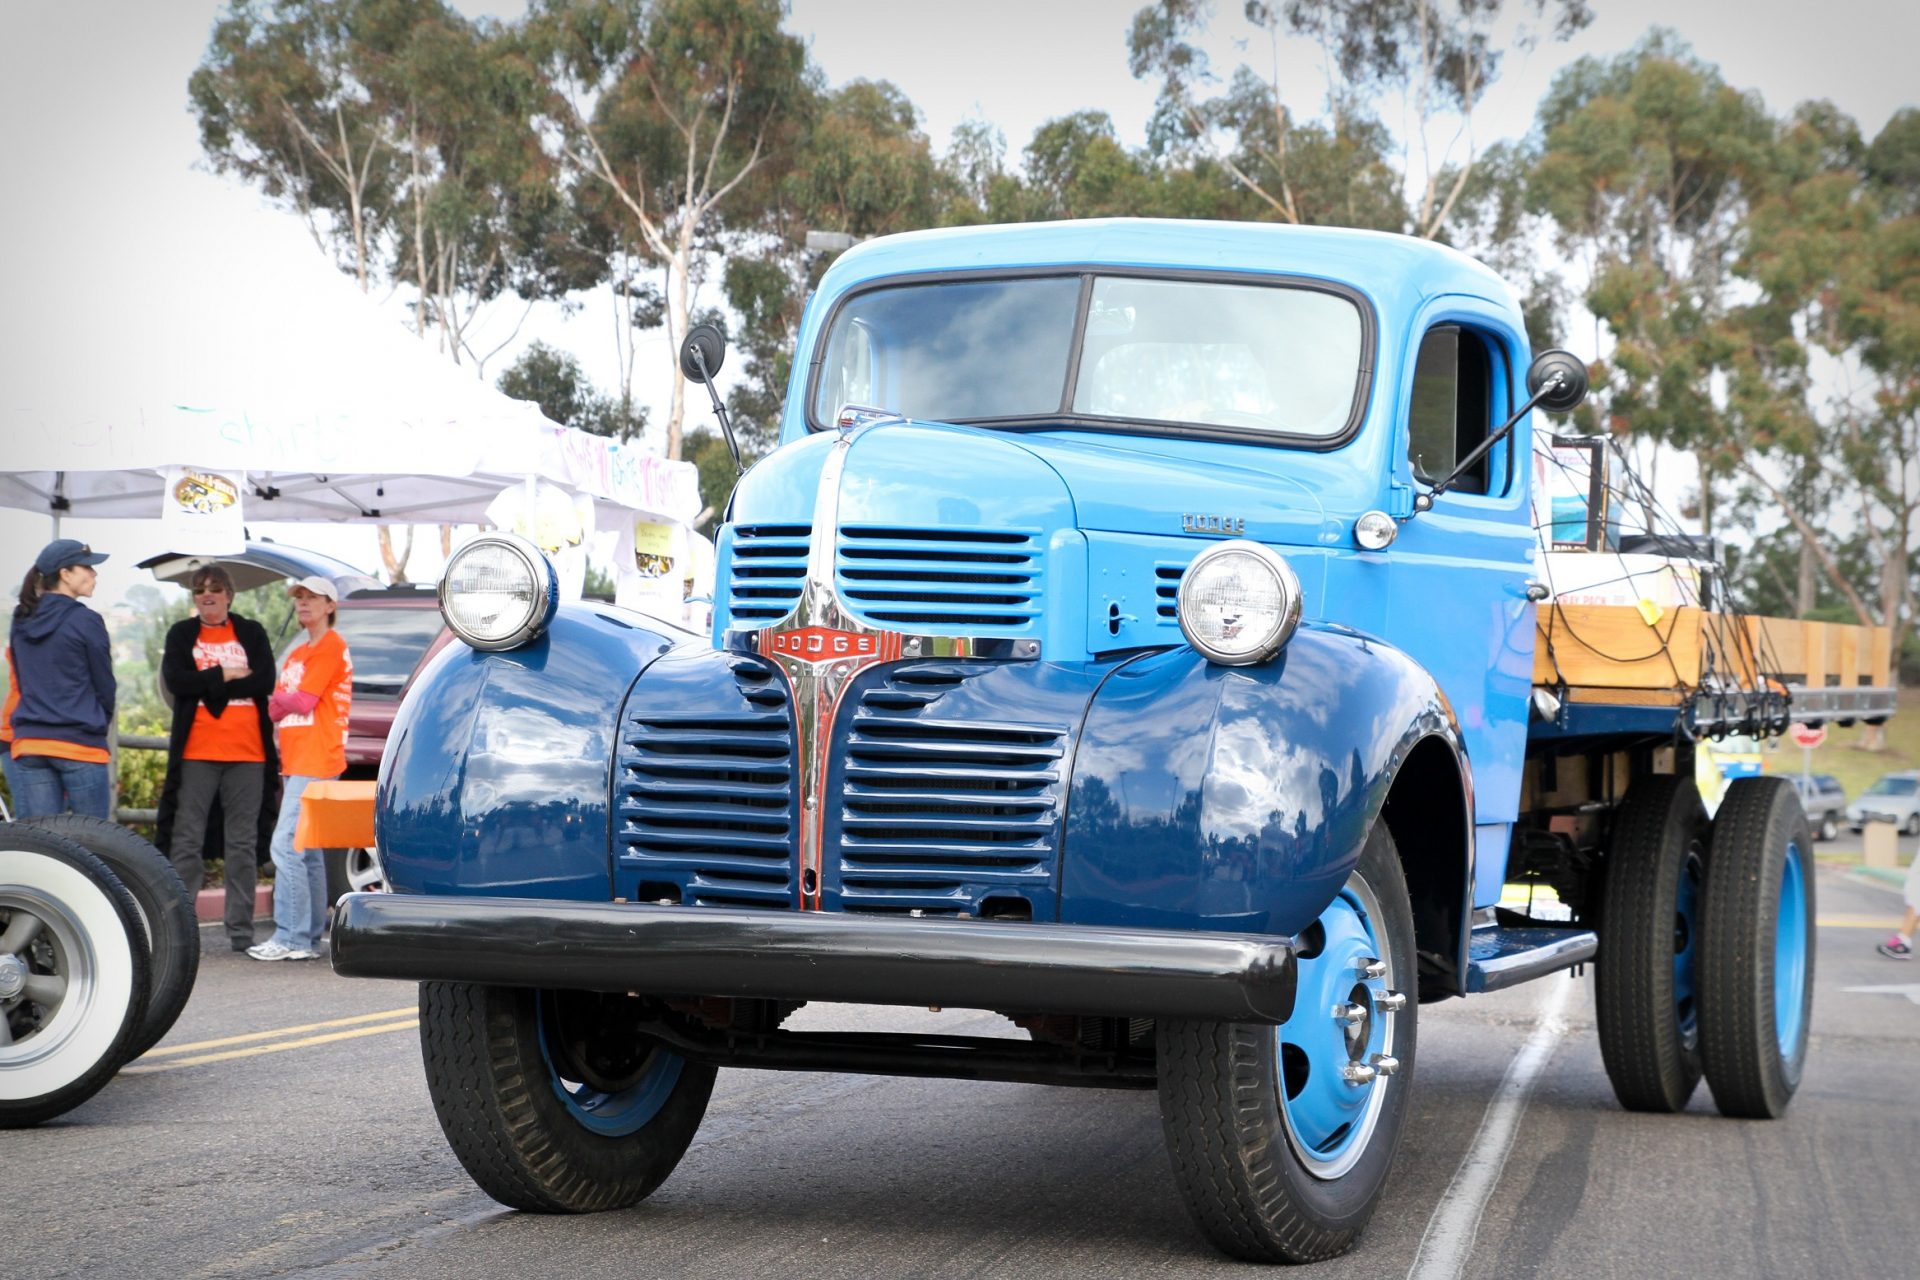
<box><xmin>810</xmin><ymin>273</ymin><xmax>1365</xmax><ymax>440</ymax></box>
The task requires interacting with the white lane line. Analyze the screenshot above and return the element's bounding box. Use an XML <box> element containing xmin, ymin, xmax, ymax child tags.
<box><xmin>1407</xmin><ymin>972</ymin><xmax>1575</xmax><ymax>1280</ymax></box>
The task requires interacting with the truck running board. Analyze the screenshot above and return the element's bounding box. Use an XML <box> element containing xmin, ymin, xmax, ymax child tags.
<box><xmin>1466</xmin><ymin>925</ymin><xmax>1598</xmax><ymax>994</ymax></box>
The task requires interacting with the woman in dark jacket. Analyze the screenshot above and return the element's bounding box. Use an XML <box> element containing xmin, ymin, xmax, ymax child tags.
<box><xmin>155</xmin><ymin>564</ymin><xmax>281</xmax><ymax>952</ymax></box>
<box><xmin>10</xmin><ymin>538</ymin><xmax>116</xmax><ymax>817</ymax></box>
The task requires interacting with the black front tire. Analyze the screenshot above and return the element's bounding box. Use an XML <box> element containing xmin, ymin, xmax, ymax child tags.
<box><xmin>1699</xmin><ymin>777</ymin><xmax>1815</xmax><ymax>1119</ymax></box>
<box><xmin>1156</xmin><ymin>824</ymin><xmax>1416</xmax><ymax>1263</ymax></box>
<box><xmin>1595</xmin><ymin>774</ymin><xmax>1708</xmax><ymax>1113</ymax></box>
<box><xmin>0</xmin><ymin>827</ymin><xmax>151</xmax><ymax>1128</ymax></box>
<box><xmin>24</xmin><ymin>815</ymin><xmax>199</xmax><ymax>1061</ymax></box>
<box><xmin>1816</xmin><ymin>813</ymin><xmax>1838</xmax><ymax>842</ymax></box>
<box><xmin>419</xmin><ymin>982</ymin><xmax>716</xmax><ymax>1212</ymax></box>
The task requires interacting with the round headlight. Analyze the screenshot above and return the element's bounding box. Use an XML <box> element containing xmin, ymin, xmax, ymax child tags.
<box><xmin>1176</xmin><ymin>539</ymin><xmax>1303</xmax><ymax>666</ymax></box>
<box><xmin>438</xmin><ymin>533</ymin><xmax>559</xmax><ymax>651</ymax></box>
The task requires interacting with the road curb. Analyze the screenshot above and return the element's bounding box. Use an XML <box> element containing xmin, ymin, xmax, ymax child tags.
<box><xmin>194</xmin><ymin>886</ymin><xmax>273</xmax><ymax>922</ymax></box>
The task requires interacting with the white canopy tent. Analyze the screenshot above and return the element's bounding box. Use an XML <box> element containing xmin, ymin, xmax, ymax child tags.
<box><xmin>0</xmin><ymin>176</ymin><xmax>699</xmax><ymax>539</ymax></box>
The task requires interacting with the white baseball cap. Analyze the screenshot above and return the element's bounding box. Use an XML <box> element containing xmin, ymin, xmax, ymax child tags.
<box><xmin>290</xmin><ymin>574</ymin><xmax>339</xmax><ymax>601</ymax></box>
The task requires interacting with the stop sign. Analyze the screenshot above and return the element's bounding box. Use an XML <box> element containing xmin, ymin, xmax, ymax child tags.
<box><xmin>1789</xmin><ymin>722</ymin><xmax>1827</xmax><ymax>748</ymax></box>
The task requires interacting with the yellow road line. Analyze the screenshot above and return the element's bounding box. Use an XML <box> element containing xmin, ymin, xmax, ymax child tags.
<box><xmin>121</xmin><ymin>1019</ymin><xmax>419</xmax><ymax>1074</ymax></box>
<box><xmin>138</xmin><ymin>1006</ymin><xmax>419</xmax><ymax>1058</ymax></box>
<box><xmin>1816</xmin><ymin>915</ymin><xmax>1902</xmax><ymax>929</ymax></box>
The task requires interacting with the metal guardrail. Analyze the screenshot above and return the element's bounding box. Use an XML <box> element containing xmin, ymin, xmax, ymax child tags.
<box><xmin>109</xmin><ymin>732</ymin><xmax>169</xmax><ymax>827</ymax></box>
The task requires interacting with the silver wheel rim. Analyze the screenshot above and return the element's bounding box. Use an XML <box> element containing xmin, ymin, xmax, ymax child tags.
<box><xmin>0</xmin><ymin>885</ymin><xmax>102</xmax><ymax>1071</ymax></box>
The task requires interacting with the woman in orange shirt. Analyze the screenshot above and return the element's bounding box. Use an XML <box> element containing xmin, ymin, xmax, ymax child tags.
<box><xmin>249</xmin><ymin>576</ymin><xmax>352</xmax><ymax>963</ymax></box>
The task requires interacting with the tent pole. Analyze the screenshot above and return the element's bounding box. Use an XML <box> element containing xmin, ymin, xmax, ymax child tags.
<box><xmin>51</xmin><ymin>470</ymin><xmax>65</xmax><ymax>538</ymax></box>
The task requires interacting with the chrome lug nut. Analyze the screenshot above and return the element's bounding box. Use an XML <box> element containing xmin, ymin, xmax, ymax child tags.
<box><xmin>1374</xmin><ymin>989</ymin><xmax>1408</xmax><ymax>1012</ymax></box>
<box><xmin>1355</xmin><ymin>956</ymin><xmax>1387</xmax><ymax>979</ymax></box>
<box><xmin>1332</xmin><ymin>1002</ymin><xmax>1367</xmax><ymax>1026</ymax></box>
<box><xmin>1341</xmin><ymin>1061</ymin><xmax>1378</xmax><ymax>1085</ymax></box>
<box><xmin>1369</xmin><ymin>1053</ymin><xmax>1401</xmax><ymax>1077</ymax></box>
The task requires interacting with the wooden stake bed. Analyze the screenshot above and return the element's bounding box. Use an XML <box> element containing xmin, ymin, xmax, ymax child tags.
<box><xmin>1531</xmin><ymin>603</ymin><xmax>1896</xmax><ymax>734</ymax></box>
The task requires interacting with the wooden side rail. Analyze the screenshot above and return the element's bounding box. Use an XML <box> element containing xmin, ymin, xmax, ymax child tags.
<box><xmin>1534</xmin><ymin>604</ymin><xmax>1890</xmax><ymax>693</ymax></box>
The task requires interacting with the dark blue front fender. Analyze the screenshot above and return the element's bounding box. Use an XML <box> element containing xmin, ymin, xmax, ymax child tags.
<box><xmin>376</xmin><ymin>605</ymin><xmax>685</xmax><ymax>899</ymax></box>
<box><xmin>1061</xmin><ymin>626</ymin><xmax>1467</xmax><ymax>937</ymax></box>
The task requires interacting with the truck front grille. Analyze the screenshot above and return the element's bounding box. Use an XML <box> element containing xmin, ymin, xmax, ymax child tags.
<box><xmin>616</xmin><ymin>659</ymin><xmax>794</xmax><ymax>909</ymax></box>
<box><xmin>832</xmin><ymin>665</ymin><xmax>1065</xmax><ymax>914</ymax></box>
<box><xmin>835</xmin><ymin>525</ymin><xmax>1042</xmax><ymax>633</ymax></box>
<box><xmin>725</xmin><ymin>524</ymin><xmax>811</xmax><ymax>624</ymax></box>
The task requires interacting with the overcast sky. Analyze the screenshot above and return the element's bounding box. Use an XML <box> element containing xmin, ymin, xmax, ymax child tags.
<box><xmin>0</xmin><ymin>0</ymin><xmax>1913</xmax><ymax>610</ymax></box>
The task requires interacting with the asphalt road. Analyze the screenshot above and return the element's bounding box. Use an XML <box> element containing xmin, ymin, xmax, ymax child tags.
<box><xmin>13</xmin><ymin>860</ymin><xmax>1918</xmax><ymax>1280</ymax></box>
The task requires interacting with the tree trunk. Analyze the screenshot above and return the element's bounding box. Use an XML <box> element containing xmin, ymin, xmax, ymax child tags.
<box><xmin>665</xmin><ymin>232</ymin><xmax>692</xmax><ymax>461</ymax></box>
<box><xmin>1796</xmin><ymin>535</ymin><xmax>1817</xmax><ymax>617</ymax></box>
<box><xmin>378</xmin><ymin>525</ymin><xmax>413</xmax><ymax>584</ymax></box>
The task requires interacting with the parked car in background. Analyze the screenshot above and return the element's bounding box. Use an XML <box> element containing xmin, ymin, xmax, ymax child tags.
<box><xmin>335</xmin><ymin>583</ymin><xmax>456</xmax><ymax>776</ymax></box>
<box><xmin>1847</xmin><ymin>771</ymin><xmax>1920</xmax><ymax>835</ymax></box>
<box><xmin>1785</xmin><ymin>773</ymin><xmax>1848</xmax><ymax>840</ymax></box>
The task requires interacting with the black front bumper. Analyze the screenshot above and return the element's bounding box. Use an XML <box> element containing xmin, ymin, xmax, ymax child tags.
<box><xmin>331</xmin><ymin>894</ymin><xmax>1297</xmax><ymax>1023</ymax></box>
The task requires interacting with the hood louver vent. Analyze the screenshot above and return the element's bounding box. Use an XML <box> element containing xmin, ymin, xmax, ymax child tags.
<box><xmin>836</xmin><ymin>526</ymin><xmax>1041</xmax><ymax>633</ymax></box>
<box><xmin>725</xmin><ymin>525</ymin><xmax>811</xmax><ymax>625</ymax></box>
<box><xmin>1156</xmin><ymin>564</ymin><xmax>1184</xmax><ymax>620</ymax></box>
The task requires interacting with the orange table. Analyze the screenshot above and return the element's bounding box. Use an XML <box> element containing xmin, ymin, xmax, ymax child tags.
<box><xmin>295</xmin><ymin>778</ymin><xmax>377</xmax><ymax>849</ymax></box>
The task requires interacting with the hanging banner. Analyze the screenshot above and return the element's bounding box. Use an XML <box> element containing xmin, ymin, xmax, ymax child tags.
<box><xmin>614</xmin><ymin>517</ymin><xmax>686</xmax><ymax>623</ymax></box>
<box><xmin>159</xmin><ymin>466</ymin><xmax>246</xmax><ymax>554</ymax></box>
<box><xmin>483</xmin><ymin>479</ymin><xmax>592</xmax><ymax>601</ymax></box>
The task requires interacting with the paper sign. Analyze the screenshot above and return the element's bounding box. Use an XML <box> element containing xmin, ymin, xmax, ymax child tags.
<box><xmin>159</xmin><ymin>466</ymin><xmax>246</xmax><ymax>554</ymax></box>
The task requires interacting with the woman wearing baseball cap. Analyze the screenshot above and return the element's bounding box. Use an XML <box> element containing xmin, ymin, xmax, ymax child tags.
<box><xmin>8</xmin><ymin>538</ymin><xmax>116</xmax><ymax>818</ymax></box>
<box><xmin>250</xmin><ymin>575</ymin><xmax>353</xmax><ymax>962</ymax></box>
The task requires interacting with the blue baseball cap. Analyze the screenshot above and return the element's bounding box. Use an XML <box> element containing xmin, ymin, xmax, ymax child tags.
<box><xmin>34</xmin><ymin>538</ymin><xmax>109</xmax><ymax>575</ymax></box>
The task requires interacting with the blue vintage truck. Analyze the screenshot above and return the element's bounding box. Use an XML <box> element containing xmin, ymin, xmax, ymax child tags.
<box><xmin>333</xmin><ymin>219</ymin><xmax>1892</xmax><ymax>1263</ymax></box>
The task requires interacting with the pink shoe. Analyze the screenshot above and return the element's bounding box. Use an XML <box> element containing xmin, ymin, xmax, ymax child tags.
<box><xmin>1878</xmin><ymin>935</ymin><xmax>1913</xmax><ymax>960</ymax></box>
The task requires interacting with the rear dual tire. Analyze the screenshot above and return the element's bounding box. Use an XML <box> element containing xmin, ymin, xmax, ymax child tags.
<box><xmin>1596</xmin><ymin>775</ymin><xmax>1708</xmax><ymax>1113</ymax></box>
<box><xmin>1699</xmin><ymin>777</ymin><xmax>1814</xmax><ymax>1119</ymax></box>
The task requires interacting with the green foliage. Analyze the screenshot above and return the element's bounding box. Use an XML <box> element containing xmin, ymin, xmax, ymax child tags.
<box><xmin>497</xmin><ymin>340</ymin><xmax>648</xmax><ymax>441</ymax></box>
<box><xmin>683</xmin><ymin>426</ymin><xmax>748</xmax><ymax>528</ymax></box>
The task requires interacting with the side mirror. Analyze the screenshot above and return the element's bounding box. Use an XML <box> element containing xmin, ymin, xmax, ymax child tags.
<box><xmin>1526</xmin><ymin>349</ymin><xmax>1589</xmax><ymax>414</ymax></box>
<box><xmin>679</xmin><ymin>324</ymin><xmax>728</xmax><ymax>383</ymax></box>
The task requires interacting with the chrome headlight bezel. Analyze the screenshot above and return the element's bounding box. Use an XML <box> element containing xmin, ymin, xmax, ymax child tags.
<box><xmin>1176</xmin><ymin>539</ymin><xmax>1304</xmax><ymax>666</ymax></box>
<box><xmin>437</xmin><ymin>532</ymin><xmax>559</xmax><ymax>652</ymax></box>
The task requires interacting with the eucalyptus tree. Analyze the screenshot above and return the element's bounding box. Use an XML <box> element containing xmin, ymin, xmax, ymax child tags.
<box><xmin>1126</xmin><ymin>0</ymin><xmax>1589</xmax><ymax>237</ymax></box>
<box><xmin>1727</xmin><ymin>106</ymin><xmax>1920</xmax><ymax>663</ymax></box>
<box><xmin>518</xmin><ymin>0</ymin><xmax>811</xmax><ymax>461</ymax></box>
<box><xmin>1529</xmin><ymin>32</ymin><xmax>1776</xmax><ymax>535</ymax></box>
<box><xmin>192</xmin><ymin>0</ymin><xmax>402</xmax><ymax>290</ymax></box>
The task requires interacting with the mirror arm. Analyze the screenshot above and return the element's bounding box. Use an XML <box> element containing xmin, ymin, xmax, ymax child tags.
<box><xmin>1413</xmin><ymin>372</ymin><xmax>1563</xmax><ymax>513</ymax></box>
<box><xmin>690</xmin><ymin>346</ymin><xmax>745</xmax><ymax>478</ymax></box>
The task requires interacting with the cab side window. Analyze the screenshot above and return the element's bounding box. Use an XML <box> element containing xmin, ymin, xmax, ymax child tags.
<box><xmin>1408</xmin><ymin>325</ymin><xmax>1496</xmax><ymax>495</ymax></box>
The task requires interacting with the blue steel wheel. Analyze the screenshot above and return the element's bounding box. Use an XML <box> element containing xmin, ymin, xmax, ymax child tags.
<box><xmin>538</xmin><ymin>992</ymin><xmax>686</xmax><ymax>1138</ymax></box>
<box><xmin>1699</xmin><ymin>777</ymin><xmax>1815</xmax><ymax>1119</ymax></box>
<box><xmin>1157</xmin><ymin>824</ymin><xmax>1417</xmax><ymax>1263</ymax></box>
<box><xmin>1595</xmin><ymin>775</ymin><xmax>1709</xmax><ymax>1113</ymax></box>
<box><xmin>418</xmin><ymin>982</ymin><xmax>716</xmax><ymax>1212</ymax></box>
